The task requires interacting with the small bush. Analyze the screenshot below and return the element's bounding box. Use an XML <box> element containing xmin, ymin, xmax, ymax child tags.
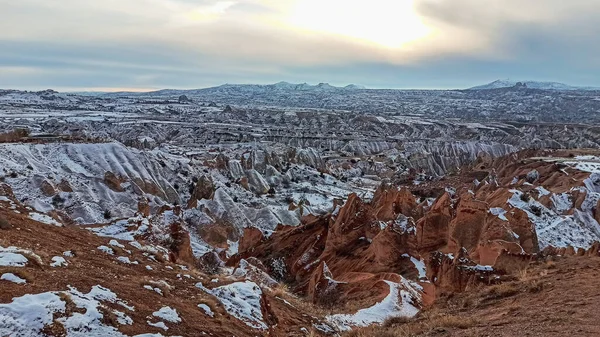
<box><xmin>103</xmin><ymin>210</ymin><xmax>112</xmax><ymax>220</ymax></box>
<box><xmin>51</xmin><ymin>195</ymin><xmax>65</xmax><ymax>208</ymax></box>
<box><xmin>485</xmin><ymin>283</ymin><xmax>520</xmax><ymax>299</ymax></box>
<box><xmin>383</xmin><ymin>316</ymin><xmax>413</xmax><ymax>327</ymax></box>
<box><xmin>530</xmin><ymin>205</ymin><xmax>542</xmax><ymax>217</ymax></box>
<box><xmin>0</xmin><ymin>217</ymin><xmax>11</xmax><ymax>230</ymax></box>
<box><xmin>527</xmin><ymin>280</ymin><xmax>545</xmax><ymax>293</ymax></box>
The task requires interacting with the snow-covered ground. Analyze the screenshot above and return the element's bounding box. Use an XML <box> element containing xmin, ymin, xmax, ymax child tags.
<box><xmin>327</xmin><ymin>279</ymin><xmax>421</xmax><ymax>331</ymax></box>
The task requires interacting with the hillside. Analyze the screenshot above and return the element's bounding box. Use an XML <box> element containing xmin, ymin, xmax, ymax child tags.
<box><xmin>3</xmin><ymin>146</ymin><xmax>600</xmax><ymax>336</ymax></box>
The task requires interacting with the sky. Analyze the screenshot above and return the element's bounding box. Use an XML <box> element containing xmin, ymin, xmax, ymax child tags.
<box><xmin>1</xmin><ymin>0</ymin><xmax>599</xmax><ymax>91</ymax></box>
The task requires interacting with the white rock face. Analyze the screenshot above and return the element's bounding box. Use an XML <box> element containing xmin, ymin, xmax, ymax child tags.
<box><xmin>0</xmin><ymin>143</ymin><xmax>181</xmax><ymax>224</ymax></box>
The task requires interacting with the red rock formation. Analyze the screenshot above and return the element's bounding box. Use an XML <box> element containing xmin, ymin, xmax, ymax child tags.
<box><xmin>426</xmin><ymin>249</ymin><xmax>497</xmax><ymax>293</ymax></box>
<box><xmin>447</xmin><ymin>194</ymin><xmax>489</xmax><ymax>254</ymax></box>
<box><xmin>104</xmin><ymin>171</ymin><xmax>125</xmax><ymax>192</ymax></box>
<box><xmin>57</xmin><ymin>179</ymin><xmax>73</xmax><ymax>193</ymax></box>
<box><xmin>416</xmin><ymin>192</ymin><xmax>453</xmax><ymax>252</ymax></box>
<box><xmin>40</xmin><ymin>180</ymin><xmax>57</xmax><ymax>197</ymax></box>
<box><xmin>585</xmin><ymin>242</ymin><xmax>600</xmax><ymax>257</ymax></box>
<box><xmin>371</xmin><ymin>184</ymin><xmax>420</xmax><ymax>221</ymax></box>
<box><xmin>138</xmin><ymin>198</ymin><xmax>151</xmax><ymax>217</ymax></box>
<box><xmin>239</xmin><ymin>227</ymin><xmax>266</xmax><ymax>254</ymax></box>
<box><xmin>168</xmin><ymin>221</ymin><xmax>195</xmax><ymax>265</ymax></box>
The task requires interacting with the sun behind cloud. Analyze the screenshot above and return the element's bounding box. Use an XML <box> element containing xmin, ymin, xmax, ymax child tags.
<box><xmin>287</xmin><ymin>0</ymin><xmax>431</xmax><ymax>48</ymax></box>
<box><xmin>185</xmin><ymin>1</ymin><xmax>238</xmax><ymax>22</ymax></box>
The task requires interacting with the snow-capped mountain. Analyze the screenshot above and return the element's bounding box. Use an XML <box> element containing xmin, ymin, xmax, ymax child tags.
<box><xmin>469</xmin><ymin>79</ymin><xmax>598</xmax><ymax>91</ymax></box>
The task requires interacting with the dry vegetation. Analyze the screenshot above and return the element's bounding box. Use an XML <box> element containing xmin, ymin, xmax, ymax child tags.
<box><xmin>0</xmin><ymin>267</ymin><xmax>34</xmax><ymax>283</ymax></box>
<box><xmin>344</xmin><ymin>310</ymin><xmax>477</xmax><ymax>337</ymax></box>
<box><xmin>0</xmin><ymin>217</ymin><xmax>10</xmax><ymax>230</ymax></box>
<box><xmin>343</xmin><ymin>258</ymin><xmax>566</xmax><ymax>337</ymax></box>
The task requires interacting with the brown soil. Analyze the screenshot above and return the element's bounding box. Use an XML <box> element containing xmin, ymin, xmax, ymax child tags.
<box><xmin>346</xmin><ymin>256</ymin><xmax>600</xmax><ymax>336</ymax></box>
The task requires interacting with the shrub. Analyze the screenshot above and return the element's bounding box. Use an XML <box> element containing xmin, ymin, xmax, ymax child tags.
<box><xmin>484</xmin><ymin>283</ymin><xmax>520</xmax><ymax>299</ymax></box>
<box><xmin>530</xmin><ymin>205</ymin><xmax>542</xmax><ymax>217</ymax></box>
<box><xmin>103</xmin><ymin>210</ymin><xmax>112</xmax><ymax>220</ymax></box>
<box><xmin>0</xmin><ymin>217</ymin><xmax>10</xmax><ymax>230</ymax></box>
<box><xmin>51</xmin><ymin>194</ymin><xmax>65</xmax><ymax>208</ymax></box>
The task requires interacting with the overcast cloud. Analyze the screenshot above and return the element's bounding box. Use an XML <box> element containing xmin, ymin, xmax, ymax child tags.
<box><xmin>0</xmin><ymin>0</ymin><xmax>599</xmax><ymax>91</ymax></box>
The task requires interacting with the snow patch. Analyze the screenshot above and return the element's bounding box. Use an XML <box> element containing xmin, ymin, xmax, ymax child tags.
<box><xmin>196</xmin><ymin>281</ymin><xmax>267</xmax><ymax>330</ymax></box>
<box><xmin>98</xmin><ymin>246</ymin><xmax>115</xmax><ymax>255</ymax></box>
<box><xmin>198</xmin><ymin>304</ymin><xmax>214</xmax><ymax>317</ymax></box>
<box><xmin>326</xmin><ymin>280</ymin><xmax>420</xmax><ymax>331</ymax></box>
<box><xmin>50</xmin><ymin>256</ymin><xmax>68</xmax><ymax>267</ymax></box>
<box><xmin>29</xmin><ymin>212</ymin><xmax>62</xmax><ymax>227</ymax></box>
<box><xmin>489</xmin><ymin>207</ymin><xmax>508</xmax><ymax>221</ymax></box>
<box><xmin>152</xmin><ymin>306</ymin><xmax>181</xmax><ymax>323</ymax></box>
<box><xmin>1</xmin><ymin>273</ymin><xmax>27</xmax><ymax>284</ymax></box>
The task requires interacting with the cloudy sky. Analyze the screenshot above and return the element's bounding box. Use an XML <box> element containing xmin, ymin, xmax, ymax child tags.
<box><xmin>1</xmin><ymin>0</ymin><xmax>599</xmax><ymax>91</ymax></box>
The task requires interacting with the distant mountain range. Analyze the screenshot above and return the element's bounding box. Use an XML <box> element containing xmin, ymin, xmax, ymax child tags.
<box><xmin>139</xmin><ymin>82</ymin><xmax>367</xmax><ymax>97</ymax></box>
<box><xmin>65</xmin><ymin>80</ymin><xmax>600</xmax><ymax>96</ymax></box>
<box><xmin>469</xmin><ymin>79</ymin><xmax>599</xmax><ymax>91</ymax></box>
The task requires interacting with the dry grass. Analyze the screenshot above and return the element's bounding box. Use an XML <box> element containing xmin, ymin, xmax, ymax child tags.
<box><xmin>100</xmin><ymin>307</ymin><xmax>120</xmax><ymax>328</ymax></box>
<box><xmin>544</xmin><ymin>260</ymin><xmax>557</xmax><ymax>269</ymax></box>
<box><xmin>345</xmin><ymin>311</ymin><xmax>477</xmax><ymax>337</ymax></box>
<box><xmin>40</xmin><ymin>320</ymin><xmax>66</xmax><ymax>337</ymax></box>
<box><xmin>483</xmin><ymin>282</ymin><xmax>520</xmax><ymax>300</ymax></box>
<box><xmin>58</xmin><ymin>293</ymin><xmax>85</xmax><ymax>315</ymax></box>
<box><xmin>198</xmin><ymin>296</ymin><xmax>221</xmax><ymax>315</ymax></box>
<box><xmin>20</xmin><ymin>251</ymin><xmax>44</xmax><ymax>269</ymax></box>
<box><xmin>272</xmin><ymin>290</ymin><xmax>334</xmax><ymax>318</ymax></box>
<box><xmin>151</xmin><ymin>253</ymin><xmax>167</xmax><ymax>263</ymax></box>
<box><xmin>269</xmin><ymin>283</ymin><xmax>290</xmax><ymax>298</ymax></box>
<box><xmin>517</xmin><ymin>268</ymin><xmax>530</xmax><ymax>281</ymax></box>
<box><xmin>526</xmin><ymin>280</ymin><xmax>545</xmax><ymax>294</ymax></box>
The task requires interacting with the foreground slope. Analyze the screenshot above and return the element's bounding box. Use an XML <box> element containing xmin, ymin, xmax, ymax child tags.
<box><xmin>347</xmin><ymin>255</ymin><xmax>600</xmax><ymax>337</ymax></box>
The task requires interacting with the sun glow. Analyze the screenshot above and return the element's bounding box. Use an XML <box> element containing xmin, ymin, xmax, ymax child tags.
<box><xmin>185</xmin><ymin>1</ymin><xmax>237</xmax><ymax>22</ymax></box>
<box><xmin>288</xmin><ymin>0</ymin><xmax>431</xmax><ymax>48</ymax></box>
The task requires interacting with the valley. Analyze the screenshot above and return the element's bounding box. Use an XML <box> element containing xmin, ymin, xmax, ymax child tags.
<box><xmin>1</xmin><ymin>83</ymin><xmax>600</xmax><ymax>336</ymax></box>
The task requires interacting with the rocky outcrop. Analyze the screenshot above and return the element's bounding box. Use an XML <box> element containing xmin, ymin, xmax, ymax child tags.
<box><xmin>447</xmin><ymin>194</ymin><xmax>489</xmax><ymax>253</ymax></box>
<box><xmin>138</xmin><ymin>198</ymin><xmax>151</xmax><ymax>217</ymax></box>
<box><xmin>104</xmin><ymin>171</ymin><xmax>125</xmax><ymax>192</ymax></box>
<box><xmin>231</xmin><ymin>191</ymin><xmax>424</xmax><ymax>310</ymax></box>
<box><xmin>40</xmin><ymin>180</ymin><xmax>57</xmax><ymax>196</ymax></box>
<box><xmin>168</xmin><ymin>221</ymin><xmax>195</xmax><ymax>265</ymax></box>
<box><xmin>416</xmin><ymin>193</ymin><xmax>453</xmax><ymax>252</ymax></box>
<box><xmin>57</xmin><ymin>179</ymin><xmax>73</xmax><ymax>192</ymax></box>
<box><xmin>188</xmin><ymin>175</ymin><xmax>215</xmax><ymax>208</ymax></box>
<box><xmin>426</xmin><ymin>249</ymin><xmax>497</xmax><ymax>293</ymax></box>
<box><xmin>371</xmin><ymin>184</ymin><xmax>420</xmax><ymax>221</ymax></box>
